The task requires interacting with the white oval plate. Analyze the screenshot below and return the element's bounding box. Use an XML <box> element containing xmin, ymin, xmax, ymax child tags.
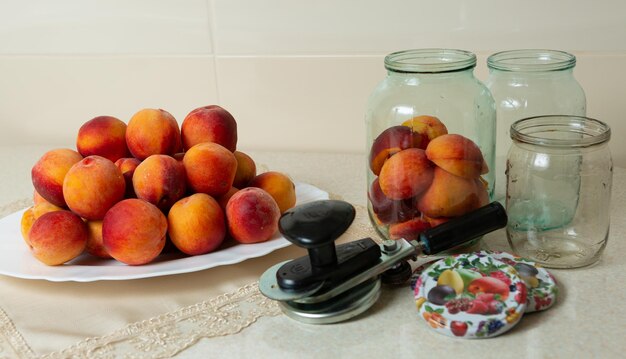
<box><xmin>0</xmin><ymin>182</ymin><xmax>328</xmax><ymax>282</ymax></box>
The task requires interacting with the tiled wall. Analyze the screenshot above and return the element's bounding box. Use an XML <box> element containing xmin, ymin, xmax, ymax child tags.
<box><xmin>1</xmin><ymin>0</ymin><xmax>625</xmax><ymax>166</ymax></box>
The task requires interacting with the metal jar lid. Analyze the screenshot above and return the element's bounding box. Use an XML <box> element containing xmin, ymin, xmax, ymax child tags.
<box><xmin>278</xmin><ymin>277</ymin><xmax>382</xmax><ymax>324</ymax></box>
<box><xmin>488</xmin><ymin>251</ymin><xmax>558</xmax><ymax>312</ymax></box>
<box><xmin>414</xmin><ymin>252</ymin><xmax>527</xmax><ymax>338</ymax></box>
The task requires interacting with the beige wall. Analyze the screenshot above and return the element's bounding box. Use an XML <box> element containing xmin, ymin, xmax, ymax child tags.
<box><xmin>1</xmin><ymin>1</ymin><xmax>624</xmax><ymax>166</ymax></box>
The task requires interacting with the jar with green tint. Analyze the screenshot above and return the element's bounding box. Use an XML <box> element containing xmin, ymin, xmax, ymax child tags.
<box><xmin>486</xmin><ymin>49</ymin><xmax>586</xmax><ymax>199</ymax></box>
<box><xmin>506</xmin><ymin>115</ymin><xmax>612</xmax><ymax>268</ymax></box>
<box><xmin>365</xmin><ymin>49</ymin><xmax>495</xmax><ymax>250</ymax></box>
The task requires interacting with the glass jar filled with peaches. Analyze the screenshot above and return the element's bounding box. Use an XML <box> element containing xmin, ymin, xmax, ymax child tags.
<box><xmin>365</xmin><ymin>49</ymin><xmax>496</xmax><ymax>250</ymax></box>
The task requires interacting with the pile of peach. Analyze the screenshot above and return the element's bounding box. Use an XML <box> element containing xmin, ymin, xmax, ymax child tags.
<box><xmin>21</xmin><ymin>105</ymin><xmax>297</xmax><ymax>266</ymax></box>
<box><xmin>368</xmin><ymin>115</ymin><xmax>489</xmax><ymax>240</ymax></box>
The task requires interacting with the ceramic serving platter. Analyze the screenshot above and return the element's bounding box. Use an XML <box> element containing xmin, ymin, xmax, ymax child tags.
<box><xmin>0</xmin><ymin>182</ymin><xmax>328</xmax><ymax>282</ymax></box>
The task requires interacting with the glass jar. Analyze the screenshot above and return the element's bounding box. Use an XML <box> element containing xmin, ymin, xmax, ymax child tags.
<box><xmin>365</xmin><ymin>49</ymin><xmax>495</xmax><ymax>248</ymax></box>
<box><xmin>506</xmin><ymin>115</ymin><xmax>612</xmax><ymax>268</ymax></box>
<box><xmin>486</xmin><ymin>50</ymin><xmax>586</xmax><ymax>199</ymax></box>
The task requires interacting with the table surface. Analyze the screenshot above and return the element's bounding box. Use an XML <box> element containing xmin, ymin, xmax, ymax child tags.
<box><xmin>0</xmin><ymin>145</ymin><xmax>624</xmax><ymax>358</ymax></box>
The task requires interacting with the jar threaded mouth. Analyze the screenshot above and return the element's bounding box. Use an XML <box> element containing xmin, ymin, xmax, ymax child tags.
<box><xmin>384</xmin><ymin>49</ymin><xmax>476</xmax><ymax>73</ymax></box>
<box><xmin>511</xmin><ymin>115</ymin><xmax>611</xmax><ymax>148</ymax></box>
<box><xmin>487</xmin><ymin>49</ymin><xmax>576</xmax><ymax>72</ymax></box>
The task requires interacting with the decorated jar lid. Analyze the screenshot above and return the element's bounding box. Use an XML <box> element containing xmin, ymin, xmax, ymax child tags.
<box><xmin>488</xmin><ymin>251</ymin><xmax>558</xmax><ymax>313</ymax></box>
<box><xmin>413</xmin><ymin>252</ymin><xmax>527</xmax><ymax>339</ymax></box>
<box><xmin>410</xmin><ymin>259</ymin><xmax>439</xmax><ymax>291</ymax></box>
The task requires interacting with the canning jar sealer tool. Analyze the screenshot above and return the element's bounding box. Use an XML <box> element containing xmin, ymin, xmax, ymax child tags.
<box><xmin>259</xmin><ymin>200</ymin><xmax>508</xmax><ymax>324</ymax></box>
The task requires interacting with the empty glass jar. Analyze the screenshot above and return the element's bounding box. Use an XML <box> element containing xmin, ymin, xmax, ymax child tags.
<box><xmin>506</xmin><ymin>115</ymin><xmax>612</xmax><ymax>268</ymax></box>
<box><xmin>365</xmin><ymin>49</ymin><xmax>495</xmax><ymax>248</ymax></box>
<box><xmin>486</xmin><ymin>49</ymin><xmax>586</xmax><ymax>199</ymax></box>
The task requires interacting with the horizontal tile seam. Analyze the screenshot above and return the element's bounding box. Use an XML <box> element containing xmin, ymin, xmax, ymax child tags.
<box><xmin>0</xmin><ymin>51</ymin><xmax>626</xmax><ymax>59</ymax></box>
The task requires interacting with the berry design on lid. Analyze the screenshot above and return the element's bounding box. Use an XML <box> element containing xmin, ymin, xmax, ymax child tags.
<box><xmin>488</xmin><ymin>250</ymin><xmax>558</xmax><ymax>313</ymax></box>
<box><xmin>414</xmin><ymin>252</ymin><xmax>527</xmax><ymax>339</ymax></box>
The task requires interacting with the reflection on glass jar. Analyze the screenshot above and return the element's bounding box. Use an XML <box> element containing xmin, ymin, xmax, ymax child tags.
<box><xmin>365</xmin><ymin>49</ymin><xmax>495</xmax><ymax>251</ymax></box>
<box><xmin>506</xmin><ymin>115</ymin><xmax>612</xmax><ymax>268</ymax></box>
<box><xmin>486</xmin><ymin>49</ymin><xmax>586</xmax><ymax>199</ymax></box>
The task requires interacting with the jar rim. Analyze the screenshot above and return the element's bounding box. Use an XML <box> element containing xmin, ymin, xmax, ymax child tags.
<box><xmin>384</xmin><ymin>49</ymin><xmax>476</xmax><ymax>73</ymax></box>
<box><xmin>511</xmin><ymin>115</ymin><xmax>611</xmax><ymax>148</ymax></box>
<box><xmin>487</xmin><ymin>49</ymin><xmax>576</xmax><ymax>72</ymax></box>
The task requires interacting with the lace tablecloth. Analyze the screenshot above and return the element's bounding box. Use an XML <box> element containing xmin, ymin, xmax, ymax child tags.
<box><xmin>1</xmin><ymin>146</ymin><xmax>625</xmax><ymax>358</ymax></box>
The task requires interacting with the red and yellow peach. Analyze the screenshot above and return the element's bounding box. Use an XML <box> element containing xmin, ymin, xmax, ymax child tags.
<box><xmin>31</xmin><ymin>149</ymin><xmax>83</xmax><ymax>207</ymax></box>
<box><xmin>63</xmin><ymin>156</ymin><xmax>125</xmax><ymax>220</ymax></box>
<box><xmin>76</xmin><ymin>116</ymin><xmax>130</xmax><ymax>162</ymax></box>
<box><xmin>248</xmin><ymin>171</ymin><xmax>296</xmax><ymax>214</ymax></box>
<box><xmin>183</xmin><ymin>142</ymin><xmax>237</xmax><ymax>197</ymax></box>
<box><xmin>181</xmin><ymin>105</ymin><xmax>238</xmax><ymax>152</ymax></box>
<box><xmin>28</xmin><ymin>210</ymin><xmax>88</xmax><ymax>265</ymax></box>
<box><xmin>102</xmin><ymin>199</ymin><xmax>167</xmax><ymax>265</ymax></box>
<box><xmin>126</xmin><ymin>108</ymin><xmax>182</xmax><ymax>160</ymax></box>
<box><xmin>226</xmin><ymin>188</ymin><xmax>280</xmax><ymax>244</ymax></box>
<box><xmin>425</xmin><ymin>134</ymin><xmax>488</xmax><ymax>179</ymax></box>
<box><xmin>379</xmin><ymin>148</ymin><xmax>434</xmax><ymax>200</ymax></box>
<box><xmin>167</xmin><ymin>193</ymin><xmax>226</xmax><ymax>255</ymax></box>
<box><xmin>132</xmin><ymin>154</ymin><xmax>187</xmax><ymax>212</ymax></box>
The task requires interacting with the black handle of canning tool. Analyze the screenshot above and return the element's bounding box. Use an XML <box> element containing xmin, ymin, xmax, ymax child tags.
<box><xmin>279</xmin><ymin>200</ymin><xmax>356</xmax><ymax>268</ymax></box>
<box><xmin>418</xmin><ymin>202</ymin><xmax>507</xmax><ymax>255</ymax></box>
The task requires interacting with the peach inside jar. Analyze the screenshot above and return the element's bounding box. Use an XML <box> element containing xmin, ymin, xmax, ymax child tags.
<box><xmin>367</xmin><ymin>116</ymin><xmax>489</xmax><ymax>247</ymax></box>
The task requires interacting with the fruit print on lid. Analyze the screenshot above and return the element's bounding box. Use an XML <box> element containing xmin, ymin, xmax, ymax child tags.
<box><xmin>488</xmin><ymin>250</ymin><xmax>558</xmax><ymax>313</ymax></box>
<box><xmin>414</xmin><ymin>252</ymin><xmax>527</xmax><ymax>339</ymax></box>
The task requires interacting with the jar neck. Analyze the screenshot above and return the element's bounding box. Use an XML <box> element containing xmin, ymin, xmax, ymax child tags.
<box><xmin>511</xmin><ymin>115</ymin><xmax>611</xmax><ymax>148</ymax></box>
<box><xmin>489</xmin><ymin>66</ymin><xmax>575</xmax><ymax>79</ymax></box>
<box><xmin>388</xmin><ymin>67</ymin><xmax>475</xmax><ymax>79</ymax></box>
<box><xmin>385</xmin><ymin>48</ymin><xmax>476</xmax><ymax>74</ymax></box>
<box><xmin>487</xmin><ymin>49</ymin><xmax>576</xmax><ymax>73</ymax></box>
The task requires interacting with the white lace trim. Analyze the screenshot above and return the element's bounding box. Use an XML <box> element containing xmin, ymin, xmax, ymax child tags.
<box><xmin>0</xmin><ymin>307</ymin><xmax>36</xmax><ymax>359</ymax></box>
<box><xmin>43</xmin><ymin>282</ymin><xmax>281</xmax><ymax>359</ymax></box>
<box><xmin>0</xmin><ymin>200</ymin><xmax>36</xmax><ymax>359</ymax></box>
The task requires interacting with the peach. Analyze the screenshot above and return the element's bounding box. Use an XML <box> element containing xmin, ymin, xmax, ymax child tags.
<box><xmin>422</xmin><ymin>215</ymin><xmax>451</xmax><ymax>227</ymax></box>
<box><xmin>21</xmin><ymin>200</ymin><xmax>65</xmax><ymax>245</ymax></box>
<box><xmin>183</xmin><ymin>142</ymin><xmax>237</xmax><ymax>197</ymax></box>
<box><xmin>379</xmin><ymin>148</ymin><xmax>434</xmax><ymax>200</ymax></box>
<box><xmin>248</xmin><ymin>171</ymin><xmax>296</xmax><ymax>214</ymax></box>
<box><xmin>31</xmin><ymin>149</ymin><xmax>83</xmax><ymax>207</ymax></box>
<box><xmin>477</xmin><ymin>177</ymin><xmax>490</xmax><ymax>208</ymax></box>
<box><xmin>401</xmin><ymin>115</ymin><xmax>448</xmax><ymax>142</ymax></box>
<box><xmin>28</xmin><ymin>210</ymin><xmax>88</xmax><ymax>265</ymax></box>
<box><xmin>389</xmin><ymin>217</ymin><xmax>431</xmax><ymax>241</ymax></box>
<box><xmin>468</xmin><ymin>277</ymin><xmax>510</xmax><ymax>300</ymax></box>
<box><xmin>126</xmin><ymin>108</ymin><xmax>182</xmax><ymax>160</ymax></box>
<box><xmin>167</xmin><ymin>193</ymin><xmax>226</xmax><ymax>255</ymax></box>
<box><xmin>33</xmin><ymin>190</ymin><xmax>48</xmax><ymax>205</ymax></box>
<box><xmin>181</xmin><ymin>105</ymin><xmax>238</xmax><ymax>152</ymax></box>
<box><xmin>233</xmin><ymin>151</ymin><xmax>257</xmax><ymax>188</ymax></box>
<box><xmin>226</xmin><ymin>187</ymin><xmax>280</xmax><ymax>244</ymax></box>
<box><xmin>32</xmin><ymin>201</ymin><xmax>64</xmax><ymax>219</ymax></box>
<box><xmin>425</xmin><ymin>134</ymin><xmax>488</xmax><ymax>179</ymax></box>
<box><xmin>102</xmin><ymin>199</ymin><xmax>167</xmax><ymax>265</ymax></box>
<box><xmin>20</xmin><ymin>208</ymin><xmax>35</xmax><ymax>246</ymax></box>
<box><xmin>369</xmin><ymin>126</ymin><xmax>428</xmax><ymax>176</ymax></box>
<box><xmin>368</xmin><ymin>178</ymin><xmax>418</xmax><ymax>224</ymax></box>
<box><xmin>217</xmin><ymin>187</ymin><xmax>239</xmax><ymax>212</ymax></box>
<box><xmin>76</xmin><ymin>116</ymin><xmax>130</xmax><ymax>162</ymax></box>
<box><xmin>85</xmin><ymin>220</ymin><xmax>111</xmax><ymax>259</ymax></box>
<box><xmin>63</xmin><ymin>156</ymin><xmax>125</xmax><ymax>220</ymax></box>
<box><xmin>114</xmin><ymin>157</ymin><xmax>141</xmax><ymax>198</ymax></box>
<box><xmin>417</xmin><ymin>167</ymin><xmax>489</xmax><ymax>218</ymax></box>
<box><xmin>132</xmin><ymin>155</ymin><xmax>186</xmax><ymax>212</ymax></box>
